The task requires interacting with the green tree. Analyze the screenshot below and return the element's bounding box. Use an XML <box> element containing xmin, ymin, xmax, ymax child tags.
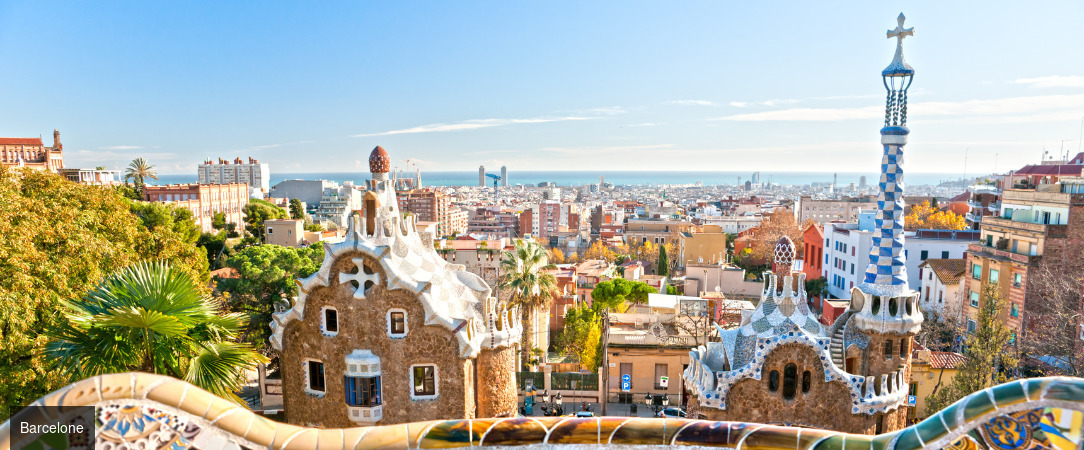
<box><xmin>46</xmin><ymin>262</ymin><xmax>266</xmax><ymax>404</ymax></box>
<box><xmin>129</xmin><ymin>201</ymin><xmax>208</xmax><ymax>283</ymax></box>
<box><xmin>556</xmin><ymin>306</ymin><xmax>601</xmax><ymax>371</ymax></box>
<box><xmin>927</xmin><ymin>283</ymin><xmax>1017</xmax><ymax>411</ymax></box>
<box><xmin>590</xmin><ymin>278</ymin><xmax>657</xmax><ymax>311</ymax></box>
<box><xmin>242</xmin><ymin>198</ymin><xmax>287</xmax><ymax>242</ymax></box>
<box><xmin>0</xmin><ymin>167</ymin><xmax>207</xmax><ymax>419</ymax></box>
<box><xmin>499</xmin><ymin>239</ymin><xmax>557</xmax><ymax>367</ymax></box>
<box><xmin>289</xmin><ymin>198</ymin><xmax>305</xmax><ymax>220</ymax></box>
<box><xmin>124</xmin><ymin>157</ymin><xmax>158</xmax><ymax>194</ymax></box>
<box><xmin>212</xmin><ymin>212</ymin><xmax>227</xmax><ymax>231</ymax></box>
<box><xmin>216</xmin><ymin>244</ymin><xmax>324</xmax><ymax>354</ymax></box>
<box><xmin>197</xmin><ymin>231</ymin><xmax>229</xmax><ymax>270</ymax></box>
<box><xmin>658</xmin><ymin>245</ymin><xmax>670</xmax><ymax>277</ymax></box>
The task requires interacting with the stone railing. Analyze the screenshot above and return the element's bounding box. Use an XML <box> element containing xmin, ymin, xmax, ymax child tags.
<box><xmin>4</xmin><ymin>372</ymin><xmax>1084</xmax><ymax>449</ymax></box>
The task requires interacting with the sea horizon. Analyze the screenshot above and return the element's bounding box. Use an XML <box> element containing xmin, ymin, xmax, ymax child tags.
<box><xmin>152</xmin><ymin>170</ymin><xmax>978</xmax><ymax>188</ymax></box>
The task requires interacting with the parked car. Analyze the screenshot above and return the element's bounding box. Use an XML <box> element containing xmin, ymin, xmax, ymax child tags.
<box><xmin>568</xmin><ymin>411</ymin><xmax>595</xmax><ymax>418</ymax></box>
<box><xmin>657</xmin><ymin>408</ymin><xmax>686</xmax><ymax>418</ymax></box>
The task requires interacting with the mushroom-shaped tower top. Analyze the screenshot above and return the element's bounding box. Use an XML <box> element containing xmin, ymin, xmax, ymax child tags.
<box><xmin>773</xmin><ymin>236</ymin><xmax>796</xmax><ymax>272</ymax></box>
<box><xmin>369</xmin><ymin>145</ymin><xmax>390</xmax><ymax>173</ymax></box>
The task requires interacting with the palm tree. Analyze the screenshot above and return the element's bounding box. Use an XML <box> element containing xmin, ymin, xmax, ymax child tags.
<box><xmin>124</xmin><ymin>157</ymin><xmax>158</xmax><ymax>193</ymax></box>
<box><xmin>46</xmin><ymin>261</ymin><xmax>267</xmax><ymax>404</ymax></box>
<box><xmin>499</xmin><ymin>239</ymin><xmax>557</xmax><ymax>368</ymax></box>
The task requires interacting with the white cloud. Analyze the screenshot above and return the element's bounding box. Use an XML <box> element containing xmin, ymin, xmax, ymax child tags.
<box><xmin>101</xmin><ymin>145</ymin><xmax>142</xmax><ymax>150</ymax></box>
<box><xmin>714</xmin><ymin>94</ymin><xmax>1084</xmax><ymax>122</ymax></box>
<box><xmin>581</xmin><ymin>106</ymin><xmax>626</xmax><ymax>115</ymax></box>
<box><xmin>667</xmin><ymin>100</ymin><xmax>718</xmax><ymax>106</ymax></box>
<box><xmin>1013</xmin><ymin>76</ymin><xmax>1084</xmax><ymax>88</ymax></box>
<box><xmin>728</xmin><ymin>99</ymin><xmax>800</xmax><ymax>108</ymax></box>
<box><xmin>539</xmin><ymin>144</ymin><xmax>675</xmax><ymax>155</ymax></box>
<box><xmin>625</xmin><ymin>122</ymin><xmax>660</xmax><ymax>127</ymax></box>
<box><xmin>350</xmin><ymin>116</ymin><xmax>598</xmax><ymax>137</ymax></box>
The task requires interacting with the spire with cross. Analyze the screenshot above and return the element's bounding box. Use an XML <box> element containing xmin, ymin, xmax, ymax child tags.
<box><xmin>882</xmin><ymin>13</ymin><xmax>915</xmax><ymax>77</ymax></box>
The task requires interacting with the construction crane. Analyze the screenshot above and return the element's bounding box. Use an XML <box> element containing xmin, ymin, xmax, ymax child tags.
<box><xmin>485</xmin><ymin>173</ymin><xmax>502</xmax><ymax>203</ymax></box>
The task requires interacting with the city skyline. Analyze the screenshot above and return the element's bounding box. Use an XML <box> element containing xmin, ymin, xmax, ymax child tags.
<box><xmin>2</xmin><ymin>1</ymin><xmax>1083</xmax><ymax>174</ymax></box>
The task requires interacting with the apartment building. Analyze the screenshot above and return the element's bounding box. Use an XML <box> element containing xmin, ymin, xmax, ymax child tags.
<box><xmin>797</xmin><ymin>195</ymin><xmax>877</xmax><ymax>225</ymax></box>
<box><xmin>143</xmin><ymin>183</ymin><xmax>249</xmax><ymax>233</ymax></box>
<box><xmin>963</xmin><ymin>181</ymin><xmax>1084</xmax><ymax>339</ymax></box>
<box><xmin>198</xmin><ymin>157</ymin><xmax>270</xmax><ymax>194</ymax></box>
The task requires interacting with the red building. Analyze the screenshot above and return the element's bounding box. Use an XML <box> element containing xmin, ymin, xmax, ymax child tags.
<box><xmin>801</xmin><ymin>222</ymin><xmax>824</xmax><ymax>280</ymax></box>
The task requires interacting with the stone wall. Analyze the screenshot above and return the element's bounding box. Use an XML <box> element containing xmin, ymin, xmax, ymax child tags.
<box><xmin>702</xmin><ymin>343</ymin><xmax>908</xmax><ymax>434</ymax></box>
<box><xmin>281</xmin><ymin>251</ymin><xmax>470</xmax><ymax>427</ymax></box>
<box><xmin>476</xmin><ymin>347</ymin><xmax>518</xmax><ymax>417</ymax></box>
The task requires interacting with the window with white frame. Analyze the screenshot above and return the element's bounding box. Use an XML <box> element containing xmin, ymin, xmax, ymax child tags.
<box><xmin>387</xmin><ymin>309</ymin><xmax>408</xmax><ymax>338</ymax></box>
<box><xmin>967</xmin><ymin>319</ymin><xmax>977</xmax><ymax>335</ymax></box>
<box><xmin>322</xmin><ymin>306</ymin><xmax>339</xmax><ymax>336</ymax></box>
<box><xmin>410</xmin><ymin>365</ymin><xmax>438</xmax><ymax>399</ymax></box>
<box><xmin>305</xmin><ymin>359</ymin><xmax>326</xmax><ymax>396</ymax></box>
<box><xmin>970</xmin><ymin>291</ymin><xmax>980</xmax><ymax>308</ymax></box>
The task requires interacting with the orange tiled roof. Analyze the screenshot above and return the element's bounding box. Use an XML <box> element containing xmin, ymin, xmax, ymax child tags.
<box><xmin>929</xmin><ymin>351</ymin><xmax>967</xmax><ymax>369</ymax></box>
<box><xmin>922</xmin><ymin>258</ymin><xmax>966</xmax><ymax>285</ymax></box>
<box><xmin>0</xmin><ymin>137</ymin><xmax>44</xmax><ymax>145</ymax></box>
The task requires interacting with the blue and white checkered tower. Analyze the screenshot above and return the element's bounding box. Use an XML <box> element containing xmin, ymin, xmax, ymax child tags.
<box><xmin>850</xmin><ymin>14</ymin><xmax>923</xmax><ymax>336</ymax></box>
<box><xmin>863</xmin><ymin>13</ymin><xmax>914</xmax><ymax>297</ymax></box>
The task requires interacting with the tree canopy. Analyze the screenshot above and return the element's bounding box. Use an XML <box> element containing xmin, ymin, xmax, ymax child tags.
<box><xmin>590</xmin><ymin>278</ymin><xmax>657</xmax><ymax>312</ymax></box>
<box><xmin>47</xmin><ymin>262</ymin><xmax>266</xmax><ymax>404</ymax></box>
<box><xmin>243</xmin><ymin>198</ymin><xmax>288</xmax><ymax>242</ymax></box>
<box><xmin>289</xmin><ymin>198</ymin><xmax>305</xmax><ymax>220</ymax></box>
<box><xmin>657</xmin><ymin>245</ymin><xmax>670</xmax><ymax>277</ymax></box>
<box><xmin>905</xmin><ymin>201</ymin><xmax>966</xmax><ymax>230</ymax></box>
<box><xmin>0</xmin><ymin>167</ymin><xmax>207</xmax><ymax>420</ymax></box>
<box><xmin>926</xmin><ymin>282</ymin><xmax>1017</xmax><ymax>411</ymax></box>
<box><xmin>216</xmin><ymin>243</ymin><xmax>324</xmax><ymax>354</ymax></box>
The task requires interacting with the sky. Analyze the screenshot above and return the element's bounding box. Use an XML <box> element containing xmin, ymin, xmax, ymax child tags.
<box><xmin>1</xmin><ymin>1</ymin><xmax>1083</xmax><ymax>175</ymax></box>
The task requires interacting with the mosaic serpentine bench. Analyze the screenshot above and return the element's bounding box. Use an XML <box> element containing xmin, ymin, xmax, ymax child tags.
<box><xmin>2</xmin><ymin>372</ymin><xmax>1082</xmax><ymax>449</ymax></box>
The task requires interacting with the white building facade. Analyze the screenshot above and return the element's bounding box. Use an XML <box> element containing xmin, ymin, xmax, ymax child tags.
<box><xmin>198</xmin><ymin>157</ymin><xmax>271</xmax><ymax>194</ymax></box>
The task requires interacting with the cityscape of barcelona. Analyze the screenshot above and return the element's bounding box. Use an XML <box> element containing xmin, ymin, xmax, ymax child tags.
<box><xmin>3</xmin><ymin>2</ymin><xmax>1084</xmax><ymax>449</ymax></box>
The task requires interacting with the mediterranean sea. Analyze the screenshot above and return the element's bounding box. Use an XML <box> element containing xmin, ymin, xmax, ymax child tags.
<box><xmin>154</xmin><ymin>171</ymin><xmax>970</xmax><ymax>188</ymax></box>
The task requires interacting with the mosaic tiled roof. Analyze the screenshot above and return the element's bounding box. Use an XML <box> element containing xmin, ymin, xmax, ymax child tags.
<box><xmin>269</xmin><ymin>152</ymin><xmax>521</xmax><ymax>358</ymax></box>
<box><xmin>6</xmin><ymin>372</ymin><xmax>1084</xmax><ymax>449</ymax></box>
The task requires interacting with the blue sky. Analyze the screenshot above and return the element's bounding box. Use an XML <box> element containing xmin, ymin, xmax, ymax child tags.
<box><xmin>2</xmin><ymin>1</ymin><xmax>1083</xmax><ymax>175</ymax></box>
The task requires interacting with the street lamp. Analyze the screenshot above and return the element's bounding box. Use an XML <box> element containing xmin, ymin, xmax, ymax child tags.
<box><xmin>661</xmin><ymin>395</ymin><xmax>670</xmax><ymax>408</ymax></box>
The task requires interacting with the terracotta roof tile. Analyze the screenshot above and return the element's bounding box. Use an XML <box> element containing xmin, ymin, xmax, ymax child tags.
<box><xmin>921</xmin><ymin>258</ymin><xmax>966</xmax><ymax>285</ymax></box>
<box><xmin>929</xmin><ymin>351</ymin><xmax>967</xmax><ymax>369</ymax></box>
<box><xmin>0</xmin><ymin>137</ymin><xmax>44</xmax><ymax>146</ymax></box>
<box><xmin>1015</xmin><ymin>164</ymin><xmax>1084</xmax><ymax>176</ymax></box>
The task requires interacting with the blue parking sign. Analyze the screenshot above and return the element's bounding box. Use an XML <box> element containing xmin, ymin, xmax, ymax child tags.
<box><xmin>621</xmin><ymin>381</ymin><xmax>631</xmax><ymax>391</ymax></box>
<box><xmin>907</xmin><ymin>395</ymin><xmax>916</xmax><ymax>406</ymax></box>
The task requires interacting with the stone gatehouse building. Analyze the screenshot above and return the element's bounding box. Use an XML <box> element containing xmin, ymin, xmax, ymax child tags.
<box><xmin>270</xmin><ymin>146</ymin><xmax>523</xmax><ymax>427</ymax></box>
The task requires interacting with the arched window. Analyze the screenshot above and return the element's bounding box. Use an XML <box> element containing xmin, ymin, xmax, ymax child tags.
<box><xmin>884</xmin><ymin>339</ymin><xmax>893</xmax><ymax>359</ymax></box>
<box><xmin>899</xmin><ymin>337</ymin><xmax>909</xmax><ymax>359</ymax></box>
<box><xmin>782</xmin><ymin>364</ymin><xmax>798</xmax><ymax>399</ymax></box>
<box><xmin>871</xmin><ymin>296</ymin><xmax>881</xmax><ymax>315</ymax></box>
<box><xmin>768</xmin><ymin>370</ymin><xmax>780</xmax><ymax>392</ymax></box>
<box><xmin>889</xmin><ymin>297</ymin><xmax>898</xmax><ymax>316</ymax></box>
<box><xmin>801</xmin><ymin>370</ymin><xmax>811</xmax><ymax>393</ymax></box>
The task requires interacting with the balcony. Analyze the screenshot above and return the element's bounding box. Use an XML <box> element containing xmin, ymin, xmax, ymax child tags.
<box><xmin>981</xmin><ymin>217</ymin><xmax>1068</xmax><ymax>238</ymax></box>
<box><xmin>1002</xmin><ymin>189</ymin><xmax>1072</xmax><ymax>205</ymax></box>
<box><xmin>967</xmin><ymin>243</ymin><xmax>1039</xmax><ymax>265</ymax></box>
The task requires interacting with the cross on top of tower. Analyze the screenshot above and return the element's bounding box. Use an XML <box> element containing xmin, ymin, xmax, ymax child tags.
<box><xmin>887</xmin><ymin>13</ymin><xmax>913</xmax><ymax>43</ymax></box>
<box><xmin>882</xmin><ymin>12</ymin><xmax>915</xmax><ymax>77</ymax></box>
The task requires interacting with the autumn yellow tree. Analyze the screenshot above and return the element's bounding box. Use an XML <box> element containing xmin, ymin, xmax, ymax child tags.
<box><xmin>549</xmin><ymin>248</ymin><xmax>566</xmax><ymax>264</ymax></box>
<box><xmin>745</xmin><ymin>210</ymin><xmax>804</xmax><ymax>265</ymax></box>
<box><xmin>585</xmin><ymin>240</ymin><xmax>616</xmax><ymax>262</ymax></box>
<box><xmin>905</xmin><ymin>201</ymin><xmax>966</xmax><ymax>230</ymax></box>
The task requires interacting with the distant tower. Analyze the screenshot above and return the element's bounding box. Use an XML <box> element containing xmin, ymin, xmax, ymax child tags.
<box><xmin>479</xmin><ymin>166</ymin><xmax>485</xmax><ymax>187</ymax></box>
<box><xmin>415</xmin><ymin>168</ymin><xmax>422</xmax><ymax>189</ymax></box>
<box><xmin>500</xmin><ymin>165</ymin><xmax>507</xmax><ymax>186</ymax></box>
<box><xmin>52</xmin><ymin>129</ymin><xmax>61</xmax><ymax>148</ymax></box>
<box><xmin>752</xmin><ymin>171</ymin><xmax>760</xmax><ymax>185</ymax></box>
<box><xmin>859</xmin><ymin>175</ymin><xmax>867</xmax><ymax>189</ymax></box>
<box><xmin>832</xmin><ymin>173</ymin><xmax>838</xmax><ymax>193</ymax></box>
